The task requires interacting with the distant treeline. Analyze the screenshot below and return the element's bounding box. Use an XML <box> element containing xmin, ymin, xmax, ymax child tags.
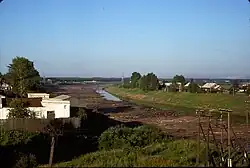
<box><xmin>46</xmin><ymin>77</ymin><xmax>250</xmax><ymax>84</ymax></box>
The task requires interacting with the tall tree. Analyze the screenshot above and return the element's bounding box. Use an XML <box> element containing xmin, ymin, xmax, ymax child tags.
<box><xmin>139</xmin><ymin>73</ymin><xmax>159</xmax><ymax>91</ymax></box>
<box><xmin>5</xmin><ymin>57</ymin><xmax>41</xmax><ymax>97</ymax></box>
<box><xmin>130</xmin><ymin>72</ymin><xmax>141</xmax><ymax>88</ymax></box>
<box><xmin>172</xmin><ymin>75</ymin><xmax>186</xmax><ymax>92</ymax></box>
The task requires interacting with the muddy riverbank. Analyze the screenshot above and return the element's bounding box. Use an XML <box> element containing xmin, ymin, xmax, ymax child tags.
<box><xmin>47</xmin><ymin>84</ymin><xmax>250</xmax><ymax>144</ymax></box>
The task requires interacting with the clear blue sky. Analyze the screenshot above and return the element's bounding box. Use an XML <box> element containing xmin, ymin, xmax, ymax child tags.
<box><xmin>0</xmin><ymin>0</ymin><xmax>250</xmax><ymax>78</ymax></box>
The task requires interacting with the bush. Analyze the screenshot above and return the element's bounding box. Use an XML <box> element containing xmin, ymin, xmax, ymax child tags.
<box><xmin>14</xmin><ymin>153</ymin><xmax>38</xmax><ymax>168</ymax></box>
<box><xmin>98</xmin><ymin>125</ymin><xmax>167</xmax><ymax>150</ymax></box>
<box><xmin>0</xmin><ymin>130</ymin><xmax>40</xmax><ymax>146</ymax></box>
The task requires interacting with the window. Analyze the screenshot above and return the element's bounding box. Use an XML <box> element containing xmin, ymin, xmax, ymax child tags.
<box><xmin>64</xmin><ymin>105</ymin><xmax>67</xmax><ymax>109</ymax></box>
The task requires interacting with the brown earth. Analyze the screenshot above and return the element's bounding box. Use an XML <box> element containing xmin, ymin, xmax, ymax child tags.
<box><xmin>50</xmin><ymin>84</ymin><xmax>250</xmax><ymax>149</ymax></box>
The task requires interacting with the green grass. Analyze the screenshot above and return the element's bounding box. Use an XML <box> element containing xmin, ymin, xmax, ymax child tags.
<box><xmin>54</xmin><ymin>139</ymin><xmax>208</xmax><ymax>167</ymax></box>
<box><xmin>106</xmin><ymin>86</ymin><xmax>249</xmax><ymax>123</ymax></box>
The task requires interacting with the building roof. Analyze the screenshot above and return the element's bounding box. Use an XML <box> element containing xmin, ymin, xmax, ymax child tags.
<box><xmin>52</xmin><ymin>94</ymin><xmax>71</xmax><ymax>100</ymax></box>
<box><xmin>184</xmin><ymin>82</ymin><xmax>190</xmax><ymax>87</ymax></box>
<box><xmin>3</xmin><ymin>98</ymin><xmax>43</xmax><ymax>107</ymax></box>
<box><xmin>202</xmin><ymin>83</ymin><xmax>217</xmax><ymax>89</ymax></box>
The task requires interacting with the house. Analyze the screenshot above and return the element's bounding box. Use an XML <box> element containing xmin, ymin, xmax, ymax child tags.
<box><xmin>0</xmin><ymin>93</ymin><xmax>71</xmax><ymax>119</ymax></box>
<box><xmin>201</xmin><ymin>83</ymin><xmax>222</xmax><ymax>93</ymax></box>
<box><xmin>0</xmin><ymin>82</ymin><xmax>12</xmax><ymax>91</ymax></box>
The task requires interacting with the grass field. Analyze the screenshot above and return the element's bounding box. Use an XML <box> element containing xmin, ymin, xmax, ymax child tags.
<box><xmin>106</xmin><ymin>86</ymin><xmax>249</xmax><ymax>123</ymax></box>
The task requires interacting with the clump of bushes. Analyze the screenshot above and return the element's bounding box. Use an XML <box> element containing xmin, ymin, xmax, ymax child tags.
<box><xmin>14</xmin><ymin>153</ymin><xmax>38</xmax><ymax>168</ymax></box>
<box><xmin>0</xmin><ymin>130</ymin><xmax>41</xmax><ymax>146</ymax></box>
<box><xmin>98</xmin><ymin>125</ymin><xmax>169</xmax><ymax>150</ymax></box>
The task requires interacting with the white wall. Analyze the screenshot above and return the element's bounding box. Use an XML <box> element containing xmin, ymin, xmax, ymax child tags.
<box><xmin>41</xmin><ymin>100</ymin><xmax>70</xmax><ymax>118</ymax></box>
<box><xmin>0</xmin><ymin>101</ymin><xmax>70</xmax><ymax>119</ymax></box>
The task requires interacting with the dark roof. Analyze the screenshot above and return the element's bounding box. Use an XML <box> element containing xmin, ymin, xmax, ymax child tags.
<box><xmin>3</xmin><ymin>98</ymin><xmax>43</xmax><ymax>107</ymax></box>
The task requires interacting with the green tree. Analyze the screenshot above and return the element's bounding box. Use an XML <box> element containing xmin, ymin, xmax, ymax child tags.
<box><xmin>0</xmin><ymin>72</ymin><xmax>3</xmax><ymax>87</ymax></box>
<box><xmin>5</xmin><ymin>57</ymin><xmax>41</xmax><ymax>97</ymax></box>
<box><xmin>139</xmin><ymin>75</ymin><xmax>148</xmax><ymax>91</ymax></box>
<box><xmin>172</xmin><ymin>75</ymin><xmax>186</xmax><ymax>92</ymax></box>
<box><xmin>7</xmin><ymin>99</ymin><xmax>37</xmax><ymax>118</ymax></box>
<box><xmin>139</xmin><ymin>73</ymin><xmax>159</xmax><ymax>91</ymax></box>
<box><xmin>130</xmin><ymin>72</ymin><xmax>141</xmax><ymax>88</ymax></box>
<box><xmin>188</xmin><ymin>79</ymin><xmax>200</xmax><ymax>93</ymax></box>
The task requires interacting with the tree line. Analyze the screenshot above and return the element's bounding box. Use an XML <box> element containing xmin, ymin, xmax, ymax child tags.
<box><xmin>122</xmin><ymin>72</ymin><xmax>201</xmax><ymax>93</ymax></box>
<box><xmin>122</xmin><ymin>72</ymin><xmax>250</xmax><ymax>94</ymax></box>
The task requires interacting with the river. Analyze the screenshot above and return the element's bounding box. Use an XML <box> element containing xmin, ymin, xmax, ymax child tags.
<box><xmin>96</xmin><ymin>89</ymin><xmax>122</xmax><ymax>102</ymax></box>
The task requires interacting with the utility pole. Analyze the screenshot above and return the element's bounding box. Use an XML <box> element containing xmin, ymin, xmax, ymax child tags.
<box><xmin>196</xmin><ymin>109</ymin><xmax>201</xmax><ymax>166</ymax></box>
<box><xmin>219</xmin><ymin>108</ymin><xmax>232</xmax><ymax>167</ymax></box>
<box><xmin>245</xmin><ymin>100</ymin><xmax>250</xmax><ymax>158</ymax></box>
<box><xmin>121</xmin><ymin>72</ymin><xmax>124</xmax><ymax>86</ymax></box>
<box><xmin>219</xmin><ymin>109</ymin><xmax>224</xmax><ymax>166</ymax></box>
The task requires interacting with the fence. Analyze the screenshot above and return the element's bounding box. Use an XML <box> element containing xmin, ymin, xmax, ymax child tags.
<box><xmin>0</xmin><ymin>117</ymin><xmax>81</xmax><ymax>132</ymax></box>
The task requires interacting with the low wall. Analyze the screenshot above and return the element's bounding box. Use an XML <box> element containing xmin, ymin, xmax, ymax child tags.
<box><xmin>0</xmin><ymin>117</ymin><xmax>81</xmax><ymax>132</ymax></box>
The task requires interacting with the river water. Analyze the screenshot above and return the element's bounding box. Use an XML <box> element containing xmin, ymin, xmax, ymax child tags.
<box><xmin>96</xmin><ymin>89</ymin><xmax>122</xmax><ymax>102</ymax></box>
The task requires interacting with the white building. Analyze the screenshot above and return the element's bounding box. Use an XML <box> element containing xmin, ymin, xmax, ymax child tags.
<box><xmin>0</xmin><ymin>93</ymin><xmax>71</xmax><ymax>119</ymax></box>
<box><xmin>201</xmin><ymin>83</ymin><xmax>222</xmax><ymax>92</ymax></box>
<box><xmin>0</xmin><ymin>83</ymin><xmax>12</xmax><ymax>91</ymax></box>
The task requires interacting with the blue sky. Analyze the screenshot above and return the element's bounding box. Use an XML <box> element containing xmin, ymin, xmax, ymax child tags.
<box><xmin>0</xmin><ymin>0</ymin><xmax>250</xmax><ymax>78</ymax></box>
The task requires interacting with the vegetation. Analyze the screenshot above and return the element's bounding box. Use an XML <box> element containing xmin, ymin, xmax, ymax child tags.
<box><xmin>98</xmin><ymin>125</ymin><xmax>167</xmax><ymax>150</ymax></box>
<box><xmin>55</xmin><ymin>125</ymin><xmax>209</xmax><ymax>167</ymax></box>
<box><xmin>7</xmin><ymin>99</ymin><xmax>37</xmax><ymax>119</ymax></box>
<box><xmin>15</xmin><ymin>153</ymin><xmax>38</xmax><ymax>168</ymax></box>
<box><xmin>4</xmin><ymin>56</ymin><xmax>41</xmax><ymax>97</ymax></box>
<box><xmin>106</xmin><ymin>86</ymin><xmax>248</xmax><ymax>122</ymax></box>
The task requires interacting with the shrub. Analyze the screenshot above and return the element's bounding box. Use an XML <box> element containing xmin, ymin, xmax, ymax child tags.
<box><xmin>0</xmin><ymin>130</ymin><xmax>40</xmax><ymax>146</ymax></box>
<box><xmin>98</xmin><ymin>125</ymin><xmax>167</xmax><ymax>150</ymax></box>
<box><xmin>14</xmin><ymin>153</ymin><xmax>38</xmax><ymax>168</ymax></box>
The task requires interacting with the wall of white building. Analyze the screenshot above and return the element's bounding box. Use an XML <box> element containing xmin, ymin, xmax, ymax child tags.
<box><xmin>41</xmin><ymin>99</ymin><xmax>70</xmax><ymax>118</ymax></box>
<box><xmin>0</xmin><ymin>99</ymin><xmax>70</xmax><ymax>119</ymax></box>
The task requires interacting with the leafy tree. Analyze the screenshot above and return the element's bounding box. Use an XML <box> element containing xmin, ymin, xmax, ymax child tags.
<box><xmin>130</xmin><ymin>72</ymin><xmax>141</xmax><ymax>88</ymax></box>
<box><xmin>230</xmin><ymin>79</ymin><xmax>239</xmax><ymax>96</ymax></box>
<box><xmin>139</xmin><ymin>73</ymin><xmax>159</xmax><ymax>91</ymax></box>
<box><xmin>0</xmin><ymin>72</ymin><xmax>3</xmax><ymax>87</ymax></box>
<box><xmin>139</xmin><ymin>75</ymin><xmax>148</xmax><ymax>91</ymax></box>
<box><xmin>188</xmin><ymin>79</ymin><xmax>200</xmax><ymax>93</ymax></box>
<box><xmin>247</xmin><ymin>85</ymin><xmax>250</xmax><ymax>95</ymax></box>
<box><xmin>5</xmin><ymin>57</ymin><xmax>41</xmax><ymax>97</ymax></box>
<box><xmin>172</xmin><ymin>75</ymin><xmax>185</xmax><ymax>92</ymax></box>
<box><xmin>7</xmin><ymin>99</ymin><xmax>37</xmax><ymax>118</ymax></box>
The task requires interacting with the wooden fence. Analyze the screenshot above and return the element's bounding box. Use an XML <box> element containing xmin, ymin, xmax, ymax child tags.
<box><xmin>0</xmin><ymin>117</ymin><xmax>81</xmax><ymax>132</ymax></box>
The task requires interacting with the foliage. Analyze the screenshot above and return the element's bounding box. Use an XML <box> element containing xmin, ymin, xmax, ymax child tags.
<box><xmin>5</xmin><ymin>56</ymin><xmax>41</xmax><ymax>97</ymax></box>
<box><xmin>98</xmin><ymin>125</ymin><xmax>167</xmax><ymax>150</ymax></box>
<box><xmin>188</xmin><ymin>79</ymin><xmax>201</xmax><ymax>93</ymax></box>
<box><xmin>77</xmin><ymin>107</ymin><xmax>87</xmax><ymax>120</ymax></box>
<box><xmin>55</xmin><ymin>139</ymin><xmax>208</xmax><ymax>167</ymax></box>
<box><xmin>7</xmin><ymin>99</ymin><xmax>37</xmax><ymax>119</ymax></box>
<box><xmin>172</xmin><ymin>75</ymin><xmax>185</xmax><ymax>92</ymax></box>
<box><xmin>246</xmin><ymin>85</ymin><xmax>250</xmax><ymax>95</ymax></box>
<box><xmin>172</xmin><ymin>75</ymin><xmax>185</xmax><ymax>84</ymax></box>
<box><xmin>14</xmin><ymin>153</ymin><xmax>38</xmax><ymax>168</ymax></box>
<box><xmin>139</xmin><ymin>73</ymin><xmax>159</xmax><ymax>91</ymax></box>
<box><xmin>130</xmin><ymin>72</ymin><xmax>141</xmax><ymax>88</ymax></box>
<box><xmin>0</xmin><ymin>130</ymin><xmax>40</xmax><ymax>146</ymax></box>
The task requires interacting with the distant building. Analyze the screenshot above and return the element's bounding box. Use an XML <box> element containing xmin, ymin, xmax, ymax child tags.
<box><xmin>0</xmin><ymin>82</ymin><xmax>12</xmax><ymax>91</ymax></box>
<box><xmin>201</xmin><ymin>83</ymin><xmax>222</xmax><ymax>93</ymax></box>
